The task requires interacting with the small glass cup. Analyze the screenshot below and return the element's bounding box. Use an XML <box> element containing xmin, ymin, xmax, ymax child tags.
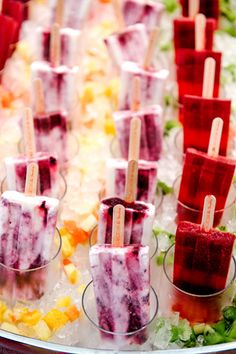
<box><xmin>82</xmin><ymin>280</ymin><xmax>158</xmax><ymax>349</ymax></box>
<box><xmin>89</xmin><ymin>225</ymin><xmax>158</xmax><ymax>260</ymax></box>
<box><xmin>173</xmin><ymin>175</ymin><xmax>236</xmax><ymax>227</ymax></box>
<box><xmin>162</xmin><ymin>244</ymin><xmax>236</xmax><ymax>324</ymax></box>
<box><xmin>1</xmin><ymin>172</ymin><xmax>67</xmax><ymax>200</ymax></box>
<box><xmin>0</xmin><ymin>229</ymin><xmax>62</xmax><ymax>305</ymax></box>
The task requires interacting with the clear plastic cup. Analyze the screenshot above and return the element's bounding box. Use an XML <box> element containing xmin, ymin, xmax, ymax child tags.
<box><xmin>161</xmin><ymin>244</ymin><xmax>236</xmax><ymax>324</ymax></box>
<box><xmin>0</xmin><ymin>229</ymin><xmax>62</xmax><ymax>305</ymax></box>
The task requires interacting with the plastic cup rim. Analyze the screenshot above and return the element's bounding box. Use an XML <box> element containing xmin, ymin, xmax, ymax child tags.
<box><xmin>82</xmin><ymin>280</ymin><xmax>159</xmax><ymax>336</ymax></box>
<box><xmin>0</xmin><ymin>228</ymin><xmax>62</xmax><ymax>273</ymax></box>
<box><xmin>163</xmin><ymin>243</ymin><xmax>236</xmax><ymax>299</ymax></box>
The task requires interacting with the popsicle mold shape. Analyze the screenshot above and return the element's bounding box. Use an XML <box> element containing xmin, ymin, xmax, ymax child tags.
<box><xmin>180</xmin><ymin>0</ymin><xmax>220</xmax><ymax>22</ymax></box>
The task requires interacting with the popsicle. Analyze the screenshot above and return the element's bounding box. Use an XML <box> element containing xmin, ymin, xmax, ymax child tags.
<box><xmin>31</xmin><ymin>24</ymin><xmax>79</xmax><ymax>125</ymax></box>
<box><xmin>90</xmin><ymin>204</ymin><xmax>150</xmax><ymax>343</ymax></box>
<box><xmin>2</xmin><ymin>0</ymin><xmax>24</xmax><ymax>43</ymax></box>
<box><xmin>33</xmin><ymin>78</ymin><xmax>68</xmax><ymax>165</ymax></box>
<box><xmin>4</xmin><ymin>108</ymin><xmax>60</xmax><ymax>197</ymax></box>
<box><xmin>183</xmin><ymin>58</ymin><xmax>231</xmax><ymax>155</ymax></box>
<box><xmin>177</xmin><ymin>119</ymin><xmax>236</xmax><ymax>225</ymax></box>
<box><xmin>49</xmin><ymin>0</ymin><xmax>92</xmax><ymax>29</ymax></box>
<box><xmin>180</xmin><ymin>0</ymin><xmax>220</xmax><ymax>22</ymax></box>
<box><xmin>122</xmin><ymin>0</ymin><xmax>164</xmax><ymax>32</ymax></box>
<box><xmin>106</xmin><ymin>158</ymin><xmax>158</xmax><ymax>203</ymax></box>
<box><xmin>36</xmin><ymin>26</ymin><xmax>80</xmax><ymax>68</ymax></box>
<box><xmin>0</xmin><ymin>7</ymin><xmax>18</xmax><ymax>70</ymax></box>
<box><xmin>0</xmin><ymin>163</ymin><xmax>59</xmax><ymax>270</ymax></box>
<box><xmin>176</xmin><ymin>14</ymin><xmax>221</xmax><ymax>106</ymax></box>
<box><xmin>174</xmin><ymin>196</ymin><xmax>235</xmax><ymax>295</ymax></box>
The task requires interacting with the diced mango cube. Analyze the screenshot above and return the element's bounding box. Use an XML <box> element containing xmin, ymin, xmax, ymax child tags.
<box><xmin>0</xmin><ymin>301</ymin><xmax>7</xmax><ymax>320</ymax></box>
<box><xmin>77</xmin><ymin>284</ymin><xmax>86</xmax><ymax>295</ymax></box>
<box><xmin>104</xmin><ymin>117</ymin><xmax>116</xmax><ymax>135</ymax></box>
<box><xmin>34</xmin><ymin>320</ymin><xmax>52</xmax><ymax>341</ymax></box>
<box><xmin>65</xmin><ymin>305</ymin><xmax>80</xmax><ymax>322</ymax></box>
<box><xmin>62</xmin><ymin>235</ymin><xmax>75</xmax><ymax>258</ymax></box>
<box><xmin>21</xmin><ymin>310</ymin><xmax>42</xmax><ymax>326</ymax></box>
<box><xmin>1</xmin><ymin>322</ymin><xmax>21</xmax><ymax>335</ymax></box>
<box><xmin>80</xmin><ymin>214</ymin><xmax>97</xmax><ymax>233</ymax></box>
<box><xmin>2</xmin><ymin>309</ymin><xmax>15</xmax><ymax>324</ymax></box>
<box><xmin>44</xmin><ymin>309</ymin><xmax>69</xmax><ymax>331</ymax></box>
<box><xmin>64</xmin><ymin>263</ymin><xmax>79</xmax><ymax>285</ymax></box>
<box><xmin>56</xmin><ymin>296</ymin><xmax>72</xmax><ymax>308</ymax></box>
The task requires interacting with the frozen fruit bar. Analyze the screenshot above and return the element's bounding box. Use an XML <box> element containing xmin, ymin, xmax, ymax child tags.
<box><xmin>34</xmin><ymin>111</ymin><xmax>68</xmax><ymax>165</ymax></box>
<box><xmin>31</xmin><ymin>61</ymin><xmax>79</xmax><ymax>123</ymax></box>
<box><xmin>49</xmin><ymin>0</ymin><xmax>92</xmax><ymax>29</ymax></box>
<box><xmin>177</xmin><ymin>148</ymin><xmax>235</xmax><ymax>224</ymax></box>
<box><xmin>176</xmin><ymin>50</ymin><xmax>221</xmax><ymax>104</ymax></box>
<box><xmin>183</xmin><ymin>95</ymin><xmax>231</xmax><ymax>155</ymax></box>
<box><xmin>0</xmin><ymin>13</ymin><xmax>17</xmax><ymax>70</ymax></box>
<box><xmin>4</xmin><ymin>153</ymin><xmax>59</xmax><ymax>198</ymax></box>
<box><xmin>106</xmin><ymin>159</ymin><xmax>158</xmax><ymax>203</ymax></box>
<box><xmin>2</xmin><ymin>0</ymin><xmax>24</xmax><ymax>43</ymax></box>
<box><xmin>173</xmin><ymin>17</ymin><xmax>216</xmax><ymax>61</ymax></box>
<box><xmin>180</xmin><ymin>0</ymin><xmax>219</xmax><ymax>22</ymax></box>
<box><xmin>90</xmin><ymin>244</ymin><xmax>150</xmax><ymax>343</ymax></box>
<box><xmin>122</xmin><ymin>0</ymin><xmax>164</xmax><ymax>32</ymax></box>
<box><xmin>98</xmin><ymin>197</ymin><xmax>155</xmax><ymax>245</ymax></box>
<box><xmin>114</xmin><ymin>105</ymin><xmax>163</xmax><ymax>161</ymax></box>
<box><xmin>174</xmin><ymin>221</ymin><xmax>234</xmax><ymax>294</ymax></box>
<box><xmin>119</xmin><ymin>61</ymin><xmax>169</xmax><ymax>110</ymax></box>
<box><xmin>0</xmin><ymin>190</ymin><xmax>59</xmax><ymax>269</ymax></box>
<box><xmin>36</xmin><ymin>27</ymin><xmax>80</xmax><ymax>67</ymax></box>
<box><xmin>104</xmin><ymin>23</ymin><xmax>148</xmax><ymax>70</ymax></box>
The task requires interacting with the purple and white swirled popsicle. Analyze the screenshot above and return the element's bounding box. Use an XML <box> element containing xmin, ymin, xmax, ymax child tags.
<box><xmin>104</xmin><ymin>23</ymin><xmax>148</xmax><ymax>70</ymax></box>
<box><xmin>36</xmin><ymin>27</ymin><xmax>80</xmax><ymax>67</ymax></box>
<box><xmin>89</xmin><ymin>243</ymin><xmax>150</xmax><ymax>344</ymax></box>
<box><xmin>0</xmin><ymin>190</ymin><xmax>59</xmax><ymax>270</ymax></box>
<box><xmin>114</xmin><ymin>105</ymin><xmax>163</xmax><ymax>161</ymax></box>
<box><xmin>98</xmin><ymin>197</ymin><xmax>155</xmax><ymax>245</ymax></box>
<box><xmin>119</xmin><ymin>61</ymin><xmax>169</xmax><ymax>110</ymax></box>
<box><xmin>4</xmin><ymin>153</ymin><xmax>59</xmax><ymax>198</ymax></box>
<box><xmin>106</xmin><ymin>158</ymin><xmax>158</xmax><ymax>203</ymax></box>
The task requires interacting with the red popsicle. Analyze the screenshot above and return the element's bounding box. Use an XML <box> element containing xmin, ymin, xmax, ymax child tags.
<box><xmin>183</xmin><ymin>58</ymin><xmax>231</xmax><ymax>155</ymax></box>
<box><xmin>179</xmin><ymin>0</ymin><xmax>220</xmax><ymax>22</ymax></box>
<box><xmin>178</xmin><ymin>118</ymin><xmax>236</xmax><ymax>225</ymax></box>
<box><xmin>174</xmin><ymin>197</ymin><xmax>235</xmax><ymax>295</ymax></box>
<box><xmin>0</xmin><ymin>12</ymin><xmax>17</xmax><ymax>70</ymax></box>
<box><xmin>2</xmin><ymin>0</ymin><xmax>24</xmax><ymax>42</ymax></box>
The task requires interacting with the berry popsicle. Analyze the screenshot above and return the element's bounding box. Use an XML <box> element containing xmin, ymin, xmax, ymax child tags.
<box><xmin>5</xmin><ymin>108</ymin><xmax>60</xmax><ymax>197</ymax></box>
<box><xmin>172</xmin><ymin>196</ymin><xmax>234</xmax><ymax>322</ymax></box>
<box><xmin>0</xmin><ymin>8</ymin><xmax>17</xmax><ymax>70</ymax></box>
<box><xmin>122</xmin><ymin>0</ymin><xmax>164</xmax><ymax>32</ymax></box>
<box><xmin>180</xmin><ymin>0</ymin><xmax>219</xmax><ymax>22</ymax></box>
<box><xmin>33</xmin><ymin>78</ymin><xmax>68</xmax><ymax>165</ymax></box>
<box><xmin>90</xmin><ymin>204</ymin><xmax>150</xmax><ymax>344</ymax></box>
<box><xmin>36</xmin><ymin>26</ymin><xmax>80</xmax><ymax>67</ymax></box>
<box><xmin>31</xmin><ymin>24</ymin><xmax>79</xmax><ymax>126</ymax></box>
<box><xmin>183</xmin><ymin>58</ymin><xmax>231</xmax><ymax>155</ymax></box>
<box><xmin>2</xmin><ymin>0</ymin><xmax>24</xmax><ymax>43</ymax></box>
<box><xmin>177</xmin><ymin>119</ymin><xmax>236</xmax><ymax>225</ymax></box>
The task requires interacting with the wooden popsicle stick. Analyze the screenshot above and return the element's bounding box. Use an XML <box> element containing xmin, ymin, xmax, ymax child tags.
<box><xmin>0</xmin><ymin>0</ymin><xmax>2</xmax><ymax>14</ymax></box>
<box><xmin>23</xmin><ymin>108</ymin><xmax>36</xmax><ymax>159</ymax></box>
<box><xmin>195</xmin><ymin>13</ymin><xmax>206</xmax><ymax>51</ymax></box>
<box><xmin>128</xmin><ymin>117</ymin><xmax>141</xmax><ymax>161</ymax></box>
<box><xmin>50</xmin><ymin>23</ymin><xmax>61</xmax><ymax>67</ymax></box>
<box><xmin>34</xmin><ymin>78</ymin><xmax>45</xmax><ymax>115</ymax></box>
<box><xmin>207</xmin><ymin>117</ymin><xmax>223</xmax><ymax>157</ymax></box>
<box><xmin>189</xmin><ymin>0</ymin><xmax>200</xmax><ymax>18</ymax></box>
<box><xmin>55</xmin><ymin>0</ymin><xmax>64</xmax><ymax>27</ymax></box>
<box><xmin>202</xmin><ymin>57</ymin><xmax>216</xmax><ymax>99</ymax></box>
<box><xmin>112</xmin><ymin>204</ymin><xmax>125</xmax><ymax>247</ymax></box>
<box><xmin>124</xmin><ymin>160</ymin><xmax>138</xmax><ymax>203</ymax></box>
<box><xmin>201</xmin><ymin>195</ymin><xmax>216</xmax><ymax>232</ymax></box>
<box><xmin>131</xmin><ymin>77</ymin><xmax>141</xmax><ymax>112</ymax></box>
<box><xmin>25</xmin><ymin>162</ymin><xmax>38</xmax><ymax>196</ymax></box>
<box><xmin>143</xmin><ymin>27</ymin><xmax>159</xmax><ymax>69</ymax></box>
<box><xmin>112</xmin><ymin>0</ymin><xmax>125</xmax><ymax>30</ymax></box>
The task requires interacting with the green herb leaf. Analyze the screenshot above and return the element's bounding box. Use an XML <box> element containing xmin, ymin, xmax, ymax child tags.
<box><xmin>162</xmin><ymin>0</ymin><xmax>179</xmax><ymax>14</ymax></box>
<box><xmin>164</xmin><ymin>119</ymin><xmax>181</xmax><ymax>136</ymax></box>
<box><xmin>157</xmin><ymin>180</ymin><xmax>173</xmax><ymax>196</ymax></box>
<box><xmin>223</xmin><ymin>306</ymin><xmax>236</xmax><ymax>322</ymax></box>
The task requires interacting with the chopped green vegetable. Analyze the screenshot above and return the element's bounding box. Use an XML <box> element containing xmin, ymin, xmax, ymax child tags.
<box><xmin>204</xmin><ymin>330</ymin><xmax>225</xmax><ymax>345</ymax></box>
<box><xmin>157</xmin><ymin>180</ymin><xmax>173</xmax><ymax>196</ymax></box>
<box><xmin>164</xmin><ymin>119</ymin><xmax>181</xmax><ymax>136</ymax></box>
<box><xmin>156</xmin><ymin>252</ymin><xmax>165</xmax><ymax>265</ymax></box>
<box><xmin>217</xmin><ymin>225</ymin><xmax>228</xmax><ymax>232</ymax></box>
<box><xmin>223</xmin><ymin>306</ymin><xmax>236</xmax><ymax>322</ymax></box>
<box><xmin>213</xmin><ymin>320</ymin><xmax>227</xmax><ymax>335</ymax></box>
<box><xmin>220</xmin><ymin>0</ymin><xmax>236</xmax><ymax>37</ymax></box>
<box><xmin>162</xmin><ymin>0</ymin><xmax>179</xmax><ymax>14</ymax></box>
<box><xmin>227</xmin><ymin>320</ymin><xmax>236</xmax><ymax>339</ymax></box>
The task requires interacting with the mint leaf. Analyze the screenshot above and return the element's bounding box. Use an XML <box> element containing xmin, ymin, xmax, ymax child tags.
<box><xmin>164</xmin><ymin>119</ymin><xmax>181</xmax><ymax>136</ymax></box>
<box><xmin>157</xmin><ymin>180</ymin><xmax>173</xmax><ymax>195</ymax></box>
<box><xmin>162</xmin><ymin>0</ymin><xmax>179</xmax><ymax>14</ymax></box>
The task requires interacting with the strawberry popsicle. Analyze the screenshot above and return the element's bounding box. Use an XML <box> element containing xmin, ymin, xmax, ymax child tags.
<box><xmin>4</xmin><ymin>153</ymin><xmax>59</xmax><ymax>198</ymax></box>
<box><xmin>106</xmin><ymin>158</ymin><xmax>158</xmax><ymax>203</ymax></box>
<box><xmin>36</xmin><ymin>27</ymin><xmax>80</xmax><ymax>68</ymax></box>
<box><xmin>119</xmin><ymin>61</ymin><xmax>168</xmax><ymax>110</ymax></box>
<box><xmin>104</xmin><ymin>23</ymin><xmax>148</xmax><ymax>70</ymax></box>
<box><xmin>122</xmin><ymin>0</ymin><xmax>164</xmax><ymax>32</ymax></box>
<box><xmin>114</xmin><ymin>105</ymin><xmax>163</xmax><ymax>161</ymax></box>
<box><xmin>180</xmin><ymin>0</ymin><xmax>220</xmax><ymax>22</ymax></box>
<box><xmin>0</xmin><ymin>13</ymin><xmax>17</xmax><ymax>70</ymax></box>
<box><xmin>98</xmin><ymin>197</ymin><xmax>155</xmax><ymax>245</ymax></box>
<box><xmin>2</xmin><ymin>0</ymin><xmax>24</xmax><ymax>43</ymax></box>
